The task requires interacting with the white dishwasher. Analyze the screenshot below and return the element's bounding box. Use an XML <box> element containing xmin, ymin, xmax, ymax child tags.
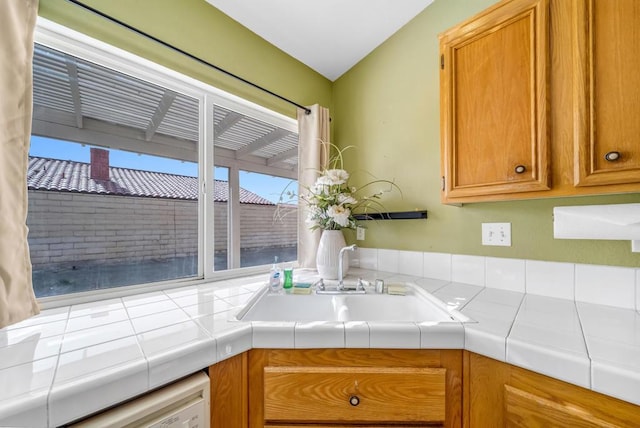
<box><xmin>69</xmin><ymin>371</ymin><xmax>210</xmax><ymax>428</ymax></box>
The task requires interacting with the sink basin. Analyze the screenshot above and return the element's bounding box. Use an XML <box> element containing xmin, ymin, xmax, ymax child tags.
<box><xmin>234</xmin><ymin>282</ymin><xmax>469</xmax><ymax>323</ymax></box>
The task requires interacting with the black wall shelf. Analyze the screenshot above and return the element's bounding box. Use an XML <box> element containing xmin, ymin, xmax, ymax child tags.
<box><xmin>353</xmin><ymin>211</ymin><xmax>428</xmax><ymax>221</ymax></box>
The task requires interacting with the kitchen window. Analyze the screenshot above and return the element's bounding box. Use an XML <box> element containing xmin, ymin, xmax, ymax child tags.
<box><xmin>30</xmin><ymin>19</ymin><xmax>298</xmax><ymax>302</ymax></box>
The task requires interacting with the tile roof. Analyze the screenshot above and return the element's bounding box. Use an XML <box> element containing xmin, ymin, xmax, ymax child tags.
<box><xmin>27</xmin><ymin>156</ymin><xmax>274</xmax><ymax>205</ymax></box>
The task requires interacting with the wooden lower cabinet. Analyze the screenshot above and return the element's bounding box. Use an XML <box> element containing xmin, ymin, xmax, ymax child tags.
<box><xmin>464</xmin><ymin>351</ymin><xmax>640</xmax><ymax>427</ymax></box>
<box><xmin>251</xmin><ymin>349</ymin><xmax>462</xmax><ymax>427</ymax></box>
<box><xmin>209</xmin><ymin>352</ymin><xmax>248</xmax><ymax>428</ymax></box>
<box><xmin>211</xmin><ymin>350</ymin><xmax>640</xmax><ymax>427</ymax></box>
<box><xmin>210</xmin><ymin>349</ymin><xmax>463</xmax><ymax>427</ymax></box>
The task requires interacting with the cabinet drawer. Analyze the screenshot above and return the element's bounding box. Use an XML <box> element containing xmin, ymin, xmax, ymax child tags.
<box><xmin>263</xmin><ymin>366</ymin><xmax>446</xmax><ymax>424</ymax></box>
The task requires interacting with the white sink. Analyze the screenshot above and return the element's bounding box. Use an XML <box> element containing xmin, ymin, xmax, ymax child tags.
<box><xmin>234</xmin><ymin>282</ymin><xmax>469</xmax><ymax>323</ymax></box>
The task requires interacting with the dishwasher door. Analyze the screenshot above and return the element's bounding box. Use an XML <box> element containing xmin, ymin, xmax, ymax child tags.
<box><xmin>69</xmin><ymin>371</ymin><xmax>210</xmax><ymax>428</ymax></box>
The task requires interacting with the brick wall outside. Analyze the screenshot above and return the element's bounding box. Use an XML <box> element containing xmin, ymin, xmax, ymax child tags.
<box><xmin>212</xmin><ymin>200</ymin><xmax>297</xmax><ymax>251</ymax></box>
<box><xmin>240</xmin><ymin>203</ymin><xmax>297</xmax><ymax>250</ymax></box>
<box><xmin>28</xmin><ymin>190</ymin><xmax>297</xmax><ymax>268</ymax></box>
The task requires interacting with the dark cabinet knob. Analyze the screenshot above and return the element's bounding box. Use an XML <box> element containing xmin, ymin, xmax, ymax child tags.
<box><xmin>605</xmin><ymin>151</ymin><xmax>621</xmax><ymax>162</ymax></box>
<box><xmin>514</xmin><ymin>165</ymin><xmax>526</xmax><ymax>174</ymax></box>
<box><xmin>349</xmin><ymin>395</ymin><xmax>360</xmax><ymax>406</ymax></box>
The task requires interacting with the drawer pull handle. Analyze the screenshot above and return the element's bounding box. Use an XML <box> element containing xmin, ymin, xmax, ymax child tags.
<box><xmin>349</xmin><ymin>395</ymin><xmax>360</xmax><ymax>406</ymax></box>
<box><xmin>605</xmin><ymin>151</ymin><xmax>621</xmax><ymax>162</ymax></box>
<box><xmin>514</xmin><ymin>165</ymin><xmax>526</xmax><ymax>174</ymax></box>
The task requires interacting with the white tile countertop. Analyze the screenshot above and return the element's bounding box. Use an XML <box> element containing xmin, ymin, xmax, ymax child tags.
<box><xmin>1</xmin><ymin>250</ymin><xmax>640</xmax><ymax>427</ymax></box>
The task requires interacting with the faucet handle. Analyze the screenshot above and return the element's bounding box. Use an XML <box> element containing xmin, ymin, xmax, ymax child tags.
<box><xmin>314</xmin><ymin>278</ymin><xmax>325</xmax><ymax>291</ymax></box>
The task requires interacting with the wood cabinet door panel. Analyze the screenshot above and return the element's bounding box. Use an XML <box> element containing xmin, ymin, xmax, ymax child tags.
<box><xmin>209</xmin><ymin>353</ymin><xmax>247</xmax><ymax>428</ymax></box>
<box><xmin>263</xmin><ymin>366</ymin><xmax>445</xmax><ymax>424</ymax></box>
<box><xmin>440</xmin><ymin>0</ymin><xmax>550</xmax><ymax>201</ymax></box>
<box><xmin>466</xmin><ymin>352</ymin><xmax>640</xmax><ymax>428</ymax></box>
<box><xmin>575</xmin><ymin>0</ymin><xmax>640</xmax><ymax>186</ymax></box>
<box><xmin>504</xmin><ymin>384</ymin><xmax>620</xmax><ymax>428</ymax></box>
<box><xmin>454</xmin><ymin>15</ymin><xmax>532</xmax><ymax>187</ymax></box>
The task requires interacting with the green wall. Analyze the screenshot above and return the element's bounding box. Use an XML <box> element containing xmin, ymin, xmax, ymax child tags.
<box><xmin>38</xmin><ymin>0</ymin><xmax>332</xmax><ymax>119</ymax></box>
<box><xmin>333</xmin><ymin>0</ymin><xmax>640</xmax><ymax>267</ymax></box>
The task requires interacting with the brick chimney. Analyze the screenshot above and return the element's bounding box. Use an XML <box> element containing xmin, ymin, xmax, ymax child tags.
<box><xmin>90</xmin><ymin>148</ymin><xmax>110</xmax><ymax>181</ymax></box>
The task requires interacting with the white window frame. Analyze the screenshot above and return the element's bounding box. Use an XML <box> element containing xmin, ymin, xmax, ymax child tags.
<box><xmin>34</xmin><ymin>18</ymin><xmax>298</xmax><ymax>308</ymax></box>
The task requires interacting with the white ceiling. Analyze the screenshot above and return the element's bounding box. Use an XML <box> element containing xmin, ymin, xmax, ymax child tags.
<box><xmin>205</xmin><ymin>0</ymin><xmax>435</xmax><ymax>81</ymax></box>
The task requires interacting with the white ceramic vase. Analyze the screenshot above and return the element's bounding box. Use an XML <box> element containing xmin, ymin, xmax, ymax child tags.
<box><xmin>316</xmin><ymin>229</ymin><xmax>348</xmax><ymax>280</ymax></box>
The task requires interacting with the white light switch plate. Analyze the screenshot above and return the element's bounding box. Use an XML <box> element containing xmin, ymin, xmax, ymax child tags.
<box><xmin>356</xmin><ymin>226</ymin><xmax>365</xmax><ymax>241</ymax></box>
<box><xmin>482</xmin><ymin>223</ymin><xmax>511</xmax><ymax>246</ymax></box>
<box><xmin>632</xmin><ymin>241</ymin><xmax>640</xmax><ymax>253</ymax></box>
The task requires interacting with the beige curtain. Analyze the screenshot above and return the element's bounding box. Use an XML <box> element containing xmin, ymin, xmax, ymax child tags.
<box><xmin>0</xmin><ymin>0</ymin><xmax>40</xmax><ymax>328</ymax></box>
<box><xmin>297</xmin><ymin>105</ymin><xmax>330</xmax><ymax>268</ymax></box>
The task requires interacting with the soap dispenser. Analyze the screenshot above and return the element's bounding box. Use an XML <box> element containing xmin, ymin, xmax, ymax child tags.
<box><xmin>269</xmin><ymin>256</ymin><xmax>281</xmax><ymax>292</ymax></box>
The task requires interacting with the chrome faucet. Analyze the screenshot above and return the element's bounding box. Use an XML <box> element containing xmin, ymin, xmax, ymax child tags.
<box><xmin>338</xmin><ymin>244</ymin><xmax>357</xmax><ymax>290</ymax></box>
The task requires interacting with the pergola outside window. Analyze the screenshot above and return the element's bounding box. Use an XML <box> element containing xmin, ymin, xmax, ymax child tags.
<box><xmin>29</xmin><ymin>20</ymin><xmax>298</xmax><ymax>300</ymax></box>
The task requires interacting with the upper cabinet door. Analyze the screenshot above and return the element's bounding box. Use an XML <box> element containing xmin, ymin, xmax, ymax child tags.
<box><xmin>439</xmin><ymin>0</ymin><xmax>550</xmax><ymax>203</ymax></box>
<box><xmin>574</xmin><ymin>0</ymin><xmax>640</xmax><ymax>186</ymax></box>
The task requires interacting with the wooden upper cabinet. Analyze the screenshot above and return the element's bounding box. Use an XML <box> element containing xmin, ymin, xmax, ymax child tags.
<box><xmin>574</xmin><ymin>0</ymin><xmax>640</xmax><ymax>186</ymax></box>
<box><xmin>439</xmin><ymin>0</ymin><xmax>550</xmax><ymax>203</ymax></box>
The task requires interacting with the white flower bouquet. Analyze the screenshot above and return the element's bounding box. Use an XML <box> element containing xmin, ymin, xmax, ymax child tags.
<box><xmin>302</xmin><ymin>143</ymin><xmax>399</xmax><ymax>231</ymax></box>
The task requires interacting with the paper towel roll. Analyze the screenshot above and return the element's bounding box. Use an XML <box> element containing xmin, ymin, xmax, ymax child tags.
<box><xmin>553</xmin><ymin>203</ymin><xmax>640</xmax><ymax>240</ymax></box>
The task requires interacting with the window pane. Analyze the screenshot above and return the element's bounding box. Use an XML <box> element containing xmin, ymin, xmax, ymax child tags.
<box><xmin>29</xmin><ymin>44</ymin><xmax>199</xmax><ymax>297</ymax></box>
<box><xmin>239</xmin><ymin>171</ymin><xmax>297</xmax><ymax>268</ymax></box>
<box><xmin>212</xmin><ymin>104</ymin><xmax>298</xmax><ymax>270</ymax></box>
